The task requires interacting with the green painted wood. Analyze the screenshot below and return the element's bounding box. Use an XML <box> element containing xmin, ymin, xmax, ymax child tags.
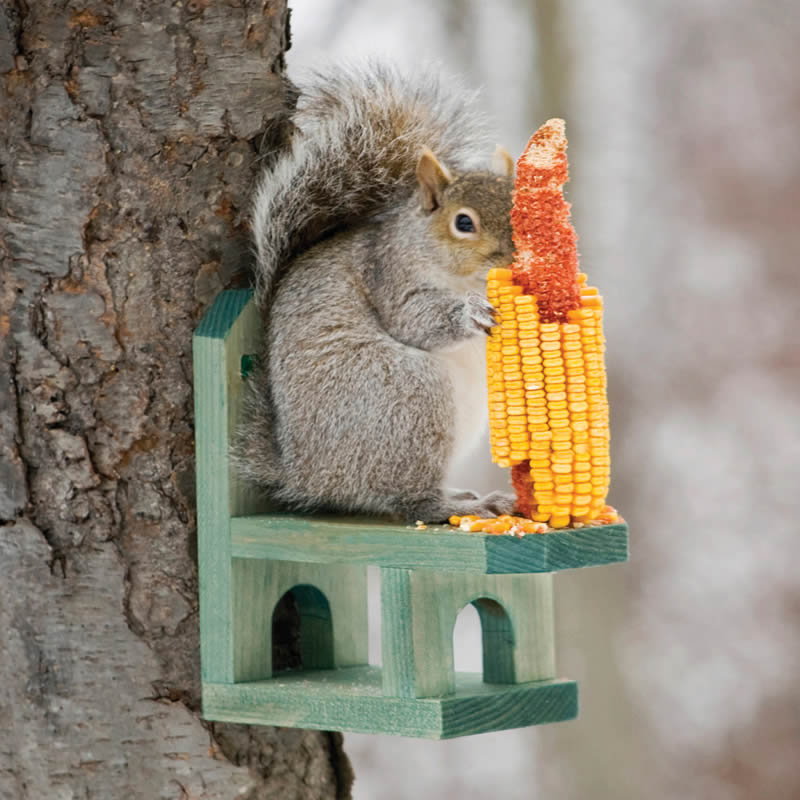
<box><xmin>194</xmin><ymin>291</ymin><xmax>275</xmax><ymax>683</ymax></box>
<box><xmin>231</xmin><ymin>558</ymin><xmax>368</xmax><ymax>681</ymax></box>
<box><xmin>193</xmin><ymin>303</ymin><xmax>237</xmax><ymax>682</ymax></box>
<box><xmin>381</xmin><ymin>568</ymin><xmax>554</xmax><ymax>698</ymax></box>
<box><xmin>194</xmin><ymin>288</ymin><xmax>253</xmax><ymax>339</ymax></box>
<box><xmin>474</xmin><ymin>599</ymin><xmax>515</xmax><ymax>683</ymax></box>
<box><xmin>231</xmin><ymin>514</ymin><xmax>629</xmax><ymax>574</ymax></box>
<box><xmin>202</xmin><ymin>666</ymin><xmax>578</xmax><ymax>739</ymax></box>
<box><xmin>484</xmin><ymin>523</ymin><xmax>629</xmax><ymax>573</ymax></box>
<box><xmin>291</xmin><ymin>585</ymin><xmax>335</xmax><ymax>671</ymax></box>
<box><xmin>380</xmin><ymin>569</ymin><xmax>417</xmax><ymax>697</ymax></box>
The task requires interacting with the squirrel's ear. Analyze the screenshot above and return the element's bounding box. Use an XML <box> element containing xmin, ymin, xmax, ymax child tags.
<box><xmin>491</xmin><ymin>145</ymin><xmax>515</xmax><ymax>177</ymax></box>
<box><xmin>416</xmin><ymin>147</ymin><xmax>453</xmax><ymax>212</ymax></box>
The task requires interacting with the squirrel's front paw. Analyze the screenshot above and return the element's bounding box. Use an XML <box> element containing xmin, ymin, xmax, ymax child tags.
<box><xmin>465</xmin><ymin>293</ymin><xmax>498</xmax><ymax>335</ymax></box>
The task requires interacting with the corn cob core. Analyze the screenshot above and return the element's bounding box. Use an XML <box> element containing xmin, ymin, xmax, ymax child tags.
<box><xmin>511</xmin><ymin>119</ymin><xmax>581</xmax><ymax>325</ymax></box>
<box><xmin>485</xmin><ymin>118</ymin><xmax>611</xmax><ymax>530</ymax></box>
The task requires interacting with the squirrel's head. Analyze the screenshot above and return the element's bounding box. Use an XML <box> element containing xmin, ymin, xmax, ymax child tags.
<box><xmin>416</xmin><ymin>146</ymin><xmax>514</xmax><ymax>282</ymax></box>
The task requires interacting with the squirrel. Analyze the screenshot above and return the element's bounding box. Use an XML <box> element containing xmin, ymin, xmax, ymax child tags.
<box><xmin>233</xmin><ymin>64</ymin><xmax>518</xmax><ymax>523</ymax></box>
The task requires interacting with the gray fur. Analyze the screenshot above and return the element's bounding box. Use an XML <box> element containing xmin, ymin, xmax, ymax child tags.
<box><xmin>235</xmin><ymin>64</ymin><xmax>517</xmax><ymax>523</ymax></box>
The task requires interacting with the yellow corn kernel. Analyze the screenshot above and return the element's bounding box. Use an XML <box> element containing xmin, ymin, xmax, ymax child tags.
<box><xmin>522</xmin><ymin>371</ymin><xmax>544</xmax><ymax>383</ymax></box>
<box><xmin>487</xmin><ymin>268</ymin><xmax>513</xmax><ymax>282</ymax></box>
<box><xmin>487</xmin><ymin>279</ymin><xmax>612</xmax><ymax>523</ymax></box>
<box><xmin>544</xmin><ymin>365</ymin><xmax>565</xmax><ymax>376</ymax></box>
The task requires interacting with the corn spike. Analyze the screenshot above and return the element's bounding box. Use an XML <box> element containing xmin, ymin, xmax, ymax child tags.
<box><xmin>487</xmin><ymin>286</ymin><xmax>611</xmax><ymax>527</ymax></box>
<box><xmin>483</xmin><ymin>121</ymin><xmax>613</xmax><ymax>530</ymax></box>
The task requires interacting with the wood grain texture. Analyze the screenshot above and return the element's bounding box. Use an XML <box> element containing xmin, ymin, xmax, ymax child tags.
<box><xmin>194</xmin><ymin>290</ymin><xmax>272</xmax><ymax>682</ymax></box>
<box><xmin>381</xmin><ymin>569</ymin><xmax>554</xmax><ymax>698</ymax></box>
<box><xmin>231</xmin><ymin>559</ymin><xmax>368</xmax><ymax>682</ymax></box>
<box><xmin>232</xmin><ymin>513</ymin><xmax>629</xmax><ymax>573</ymax></box>
<box><xmin>193</xmin><ymin>321</ymin><xmax>234</xmax><ymax>682</ymax></box>
<box><xmin>203</xmin><ymin>666</ymin><xmax>578</xmax><ymax>739</ymax></box>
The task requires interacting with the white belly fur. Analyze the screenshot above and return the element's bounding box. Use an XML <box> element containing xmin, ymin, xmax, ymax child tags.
<box><xmin>435</xmin><ymin>336</ymin><xmax>488</xmax><ymax>484</ymax></box>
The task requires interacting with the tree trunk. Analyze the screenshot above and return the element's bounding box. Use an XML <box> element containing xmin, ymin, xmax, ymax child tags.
<box><xmin>0</xmin><ymin>1</ymin><xmax>353</xmax><ymax>797</ymax></box>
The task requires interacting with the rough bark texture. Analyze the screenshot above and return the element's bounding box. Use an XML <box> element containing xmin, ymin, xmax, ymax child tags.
<box><xmin>0</xmin><ymin>1</ymin><xmax>352</xmax><ymax>797</ymax></box>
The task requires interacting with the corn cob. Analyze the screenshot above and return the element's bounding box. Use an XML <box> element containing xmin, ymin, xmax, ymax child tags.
<box><xmin>485</xmin><ymin>119</ymin><xmax>613</xmax><ymax>529</ymax></box>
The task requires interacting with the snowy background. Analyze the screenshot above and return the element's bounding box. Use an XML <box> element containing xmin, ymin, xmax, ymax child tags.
<box><xmin>288</xmin><ymin>1</ymin><xmax>800</xmax><ymax>797</ymax></box>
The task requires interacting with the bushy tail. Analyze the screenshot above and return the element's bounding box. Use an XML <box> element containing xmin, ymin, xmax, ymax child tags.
<box><xmin>229</xmin><ymin>365</ymin><xmax>281</xmax><ymax>488</ymax></box>
<box><xmin>250</xmin><ymin>62</ymin><xmax>495</xmax><ymax>308</ymax></box>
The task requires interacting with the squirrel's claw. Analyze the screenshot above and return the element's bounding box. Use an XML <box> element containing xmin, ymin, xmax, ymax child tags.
<box><xmin>466</xmin><ymin>293</ymin><xmax>498</xmax><ymax>335</ymax></box>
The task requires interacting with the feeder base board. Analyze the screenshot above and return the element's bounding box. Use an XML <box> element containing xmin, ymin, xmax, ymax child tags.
<box><xmin>202</xmin><ymin>666</ymin><xmax>577</xmax><ymax>739</ymax></box>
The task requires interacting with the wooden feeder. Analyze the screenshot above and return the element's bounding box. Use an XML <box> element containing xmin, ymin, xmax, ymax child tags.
<box><xmin>193</xmin><ymin>289</ymin><xmax>628</xmax><ymax>739</ymax></box>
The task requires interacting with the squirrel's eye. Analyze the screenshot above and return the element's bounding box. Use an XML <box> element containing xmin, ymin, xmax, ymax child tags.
<box><xmin>450</xmin><ymin>208</ymin><xmax>481</xmax><ymax>238</ymax></box>
<box><xmin>454</xmin><ymin>213</ymin><xmax>476</xmax><ymax>233</ymax></box>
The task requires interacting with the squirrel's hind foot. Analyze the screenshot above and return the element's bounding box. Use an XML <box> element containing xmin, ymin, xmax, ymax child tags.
<box><xmin>403</xmin><ymin>490</ymin><xmax>517</xmax><ymax>524</ymax></box>
<box><xmin>446</xmin><ymin>488</ymin><xmax>480</xmax><ymax>501</ymax></box>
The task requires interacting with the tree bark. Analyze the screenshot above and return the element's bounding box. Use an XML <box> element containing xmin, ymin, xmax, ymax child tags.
<box><xmin>0</xmin><ymin>1</ymin><xmax>352</xmax><ymax>797</ymax></box>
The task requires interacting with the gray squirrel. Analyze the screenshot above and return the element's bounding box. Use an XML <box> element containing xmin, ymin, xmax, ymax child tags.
<box><xmin>233</xmin><ymin>64</ymin><xmax>518</xmax><ymax>523</ymax></box>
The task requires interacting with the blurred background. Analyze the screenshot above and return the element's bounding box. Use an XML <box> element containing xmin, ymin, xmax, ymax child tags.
<box><xmin>290</xmin><ymin>1</ymin><xmax>800</xmax><ymax>797</ymax></box>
